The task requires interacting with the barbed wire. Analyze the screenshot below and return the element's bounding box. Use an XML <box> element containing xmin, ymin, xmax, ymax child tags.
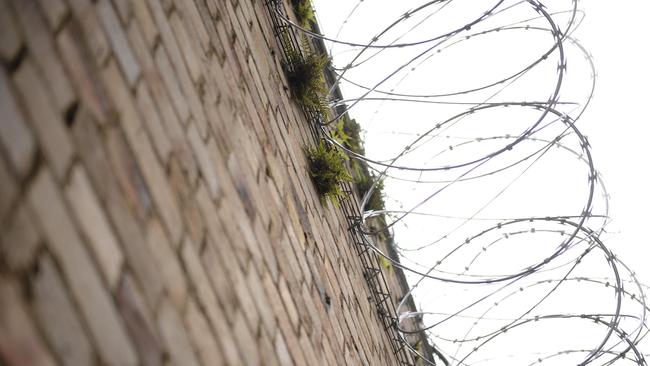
<box><xmin>273</xmin><ymin>0</ymin><xmax>648</xmax><ymax>364</ymax></box>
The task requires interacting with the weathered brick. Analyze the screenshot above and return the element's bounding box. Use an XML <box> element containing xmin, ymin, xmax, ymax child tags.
<box><xmin>0</xmin><ymin>0</ymin><xmax>22</xmax><ymax>62</ymax></box>
<box><xmin>157</xmin><ymin>300</ymin><xmax>201</xmax><ymax>366</ymax></box>
<box><xmin>96</xmin><ymin>0</ymin><xmax>140</xmax><ymax>86</ymax></box>
<box><xmin>110</xmin><ymin>0</ymin><xmax>132</xmax><ymax>23</ymax></box>
<box><xmin>168</xmin><ymin>11</ymin><xmax>204</xmax><ymax>84</ymax></box>
<box><xmin>28</xmin><ymin>167</ymin><xmax>138</xmax><ymax>366</ymax></box>
<box><xmin>146</xmin><ymin>0</ymin><xmax>208</xmax><ymax>137</ymax></box>
<box><xmin>102</xmin><ymin>59</ymin><xmax>183</xmax><ymax>246</ymax></box>
<box><xmin>66</xmin><ymin>164</ymin><xmax>124</xmax><ymax>289</ymax></box>
<box><xmin>0</xmin><ymin>1</ymin><xmax>420</xmax><ymax>364</ymax></box>
<box><xmin>195</xmin><ymin>240</ymin><xmax>242</xmax><ymax>365</ymax></box>
<box><xmin>187</xmin><ymin>123</ymin><xmax>219</xmax><ymax>199</ymax></box>
<box><xmin>11</xmin><ymin>0</ymin><xmax>75</xmax><ymax>112</ymax></box>
<box><xmin>0</xmin><ymin>202</ymin><xmax>40</xmax><ymax>271</ymax></box>
<box><xmin>200</xmin><ymin>234</ymin><xmax>239</xmax><ymax>321</ymax></box>
<box><xmin>184</xmin><ymin>297</ymin><xmax>226</xmax><ymax>366</ymax></box>
<box><xmin>132</xmin><ymin>0</ymin><xmax>159</xmax><ymax>49</ymax></box>
<box><xmin>104</xmin><ymin>125</ymin><xmax>153</xmax><ymax>221</ymax></box>
<box><xmin>146</xmin><ymin>217</ymin><xmax>187</xmax><ymax>309</ymax></box>
<box><xmin>0</xmin><ymin>275</ymin><xmax>57</xmax><ymax>366</ymax></box>
<box><xmin>66</xmin><ymin>0</ymin><xmax>112</xmax><ymax>64</ymax></box>
<box><xmin>232</xmin><ymin>311</ymin><xmax>261</xmax><ymax>366</ymax></box>
<box><xmin>259</xmin><ymin>328</ymin><xmax>282</xmax><ymax>366</ymax></box>
<box><xmin>116</xmin><ymin>274</ymin><xmax>164</xmax><ymax>366</ymax></box>
<box><xmin>274</xmin><ymin>329</ymin><xmax>294</xmax><ymax>366</ymax></box>
<box><xmin>153</xmin><ymin>42</ymin><xmax>190</xmax><ymax>124</ymax></box>
<box><xmin>13</xmin><ymin>58</ymin><xmax>73</xmax><ymax>181</ymax></box>
<box><xmin>56</xmin><ymin>20</ymin><xmax>112</xmax><ymax>125</ymax></box>
<box><xmin>182</xmin><ymin>195</ymin><xmax>205</xmax><ymax>247</ymax></box>
<box><xmin>247</xmin><ymin>268</ymin><xmax>277</xmax><ymax>336</ymax></box>
<box><xmin>135</xmin><ymin>80</ymin><xmax>173</xmax><ymax>164</ymax></box>
<box><xmin>128</xmin><ymin>22</ymin><xmax>198</xmax><ymax>183</ymax></box>
<box><xmin>30</xmin><ymin>253</ymin><xmax>94</xmax><ymax>366</ymax></box>
<box><xmin>0</xmin><ymin>63</ymin><xmax>36</xmax><ymax>181</ymax></box>
<box><xmin>71</xmin><ymin>111</ymin><xmax>164</xmax><ymax>307</ymax></box>
<box><xmin>174</xmin><ymin>0</ymin><xmax>211</xmax><ymax>54</ymax></box>
<box><xmin>278</xmin><ymin>275</ymin><xmax>300</xmax><ymax>332</ymax></box>
<box><xmin>37</xmin><ymin>0</ymin><xmax>68</xmax><ymax>31</ymax></box>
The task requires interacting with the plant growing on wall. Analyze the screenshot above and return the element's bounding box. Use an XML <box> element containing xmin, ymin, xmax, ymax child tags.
<box><xmin>284</xmin><ymin>46</ymin><xmax>330</xmax><ymax>117</ymax></box>
<box><xmin>306</xmin><ymin>140</ymin><xmax>352</xmax><ymax>204</ymax></box>
<box><xmin>290</xmin><ymin>0</ymin><xmax>316</xmax><ymax>26</ymax></box>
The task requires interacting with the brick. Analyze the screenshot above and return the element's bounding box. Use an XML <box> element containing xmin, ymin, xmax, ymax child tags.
<box><xmin>174</xmin><ymin>0</ymin><xmax>211</xmax><ymax>54</ymax></box>
<box><xmin>200</xmin><ymin>235</ymin><xmax>239</xmax><ymax>321</ymax></box>
<box><xmin>299</xmin><ymin>330</ymin><xmax>320</xmax><ymax>365</ymax></box>
<box><xmin>13</xmin><ymin>58</ymin><xmax>73</xmax><ymax>181</ymax></box>
<box><xmin>168</xmin><ymin>154</ymin><xmax>193</xmax><ymax>203</ymax></box>
<box><xmin>71</xmin><ymin>112</ymin><xmax>164</xmax><ymax>308</ymax></box>
<box><xmin>127</xmin><ymin>24</ymin><xmax>197</xmax><ymax>185</ymax></box>
<box><xmin>194</xmin><ymin>242</ymin><xmax>242</xmax><ymax>365</ymax></box>
<box><xmin>182</xmin><ymin>196</ymin><xmax>204</xmax><ymax>247</ymax></box>
<box><xmin>135</xmin><ymin>81</ymin><xmax>173</xmax><ymax>164</ymax></box>
<box><xmin>278</xmin><ymin>276</ymin><xmax>300</xmax><ymax>332</ymax></box>
<box><xmin>258</xmin><ymin>329</ymin><xmax>281</xmax><ymax>366</ymax></box>
<box><xmin>0</xmin><ymin>202</ymin><xmax>40</xmax><ymax>271</ymax></box>
<box><xmin>184</xmin><ymin>298</ymin><xmax>225</xmax><ymax>366</ymax></box>
<box><xmin>146</xmin><ymin>217</ymin><xmax>187</xmax><ymax>309</ymax></box>
<box><xmin>56</xmin><ymin>20</ymin><xmax>112</xmax><ymax>125</ymax></box>
<box><xmin>105</xmin><ymin>125</ymin><xmax>153</xmax><ymax>222</ymax></box>
<box><xmin>102</xmin><ymin>59</ymin><xmax>183</xmax><ymax>246</ymax></box>
<box><xmin>66</xmin><ymin>0</ymin><xmax>111</xmax><ymax>65</ymax></box>
<box><xmin>168</xmin><ymin>11</ymin><xmax>204</xmax><ymax>84</ymax></box>
<box><xmin>65</xmin><ymin>165</ymin><xmax>124</xmax><ymax>289</ymax></box>
<box><xmin>157</xmin><ymin>300</ymin><xmax>201</xmax><ymax>366</ymax></box>
<box><xmin>30</xmin><ymin>253</ymin><xmax>94</xmax><ymax>366</ymax></box>
<box><xmin>252</xmin><ymin>214</ymin><xmax>279</xmax><ymax>282</ymax></box>
<box><xmin>132</xmin><ymin>0</ymin><xmax>159</xmax><ymax>49</ymax></box>
<box><xmin>116</xmin><ymin>274</ymin><xmax>164</xmax><ymax>366</ymax></box>
<box><xmin>11</xmin><ymin>0</ymin><xmax>75</xmax><ymax>112</ymax></box>
<box><xmin>187</xmin><ymin>123</ymin><xmax>219</xmax><ymax>199</ymax></box>
<box><xmin>0</xmin><ymin>153</ymin><xmax>16</xmax><ymax>222</ymax></box>
<box><xmin>0</xmin><ymin>0</ymin><xmax>22</xmax><ymax>62</ymax></box>
<box><xmin>302</xmin><ymin>282</ymin><xmax>323</xmax><ymax>342</ymax></box>
<box><xmin>247</xmin><ymin>268</ymin><xmax>276</xmax><ymax>336</ymax></box>
<box><xmin>0</xmin><ymin>62</ymin><xmax>36</xmax><ymax>180</ymax></box>
<box><xmin>181</xmin><ymin>236</ymin><xmax>227</xmax><ymax>326</ymax></box>
<box><xmin>0</xmin><ymin>275</ymin><xmax>57</xmax><ymax>366</ymax></box>
<box><xmin>97</xmin><ymin>0</ymin><xmax>141</xmax><ymax>86</ymax></box>
<box><xmin>37</xmin><ymin>0</ymin><xmax>68</xmax><ymax>31</ymax></box>
<box><xmin>153</xmin><ymin>43</ymin><xmax>190</xmax><ymax>124</ymax></box>
<box><xmin>230</xmin><ymin>260</ymin><xmax>262</xmax><ymax>331</ymax></box>
<box><xmin>110</xmin><ymin>0</ymin><xmax>132</xmax><ymax>23</ymax></box>
<box><xmin>274</xmin><ymin>330</ymin><xmax>294</xmax><ymax>366</ymax></box>
<box><xmin>195</xmin><ymin>181</ymin><xmax>249</xmax><ymax>269</ymax></box>
<box><xmin>28</xmin><ymin>167</ymin><xmax>138</xmax><ymax>366</ymax></box>
<box><xmin>146</xmin><ymin>0</ymin><xmax>208</xmax><ymax>137</ymax></box>
<box><xmin>129</xmin><ymin>22</ymin><xmax>186</xmax><ymax>165</ymax></box>
<box><xmin>233</xmin><ymin>312</ymin><xmax>261</xmax><ymax>366</ymax></box>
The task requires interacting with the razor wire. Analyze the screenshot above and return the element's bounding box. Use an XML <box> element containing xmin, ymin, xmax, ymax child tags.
<box><xmin>271</xmin><ymin>0</ymin><xmax>648</xmax><ymax>365</ymax></box>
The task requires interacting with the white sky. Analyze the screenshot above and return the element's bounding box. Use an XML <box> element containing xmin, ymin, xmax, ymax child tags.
<box><xmin>310</xmin><ymin>0</ymin><xmax>650</xmax><ymax>364</ymax></box>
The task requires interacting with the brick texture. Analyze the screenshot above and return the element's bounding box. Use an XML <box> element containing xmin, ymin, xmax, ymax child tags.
<box><xmin>0</xmin><ymin>0</ymin><xmax>411</xmax><ymax>365</ymax></box>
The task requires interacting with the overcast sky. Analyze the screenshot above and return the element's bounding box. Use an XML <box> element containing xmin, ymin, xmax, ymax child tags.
<box><xmin>310</xmin><ymin>1</ymin><xmax>650</xmax><ymax>364</ymax></box>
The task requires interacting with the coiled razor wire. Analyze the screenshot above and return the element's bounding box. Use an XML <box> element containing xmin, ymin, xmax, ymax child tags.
<box><xmin>268</xmin><ymin>0</ymin><xmax>649</xmax><ymax>365</ymax></box>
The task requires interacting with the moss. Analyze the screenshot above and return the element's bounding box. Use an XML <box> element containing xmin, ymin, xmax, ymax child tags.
<box><xmin>355</xmin><ymin>171</ymin><xmax>385</xmax><ymax>212</ymax></box>
<box><xmin>379</xmin><ymin>255</ymin><xmax>393</xmax><ymax>272</ymax></box>
<box><xmin>285</xmin><ymin>46</ymin><xmax>330</xmax><ymax>117</ymax></box>
<box><xmin>306</xmin><ymin>140</ymin><xmax>352</xmax><ymax>205</ymax></box>
<box><xmin>290</xmin><ymin>0</ymin><xmax>315</xmax><ymax>26</ymax></box>
<box><xmin>332</xmin><ymin>116</ymin><xmax>365</xmax><ymax>156</ymax></box>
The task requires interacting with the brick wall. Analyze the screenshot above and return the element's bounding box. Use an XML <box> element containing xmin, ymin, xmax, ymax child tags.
<box><xmin>0</xmin><ymin>0</ymin><xmax>411</xmax><ymax>365</ymax></box>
